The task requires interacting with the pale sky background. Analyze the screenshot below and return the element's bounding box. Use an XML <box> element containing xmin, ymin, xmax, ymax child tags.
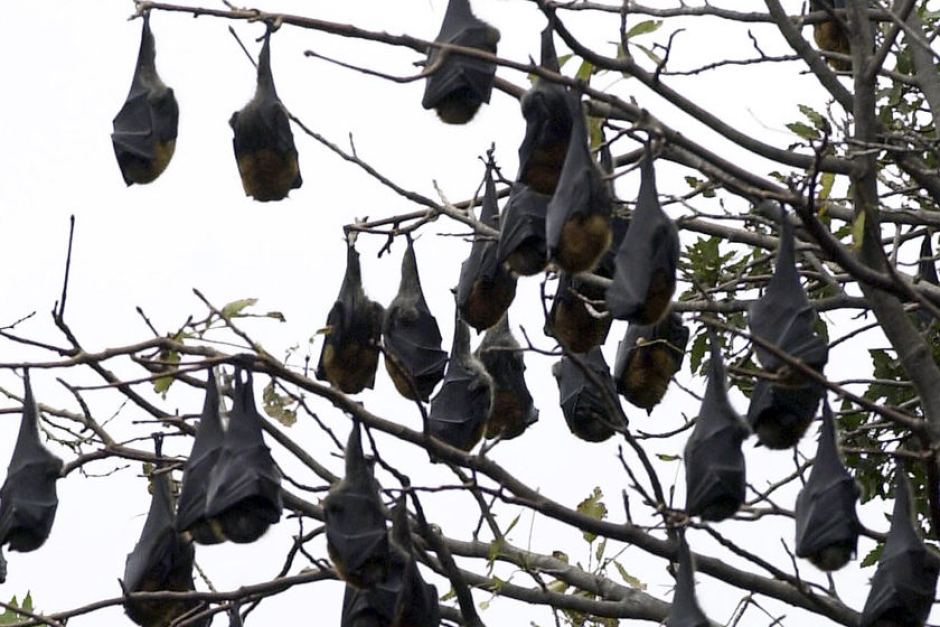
<box><xmin>0</xmin><ymin>1</ymin><xmax>926</xmax><ymax>625</ymax></box>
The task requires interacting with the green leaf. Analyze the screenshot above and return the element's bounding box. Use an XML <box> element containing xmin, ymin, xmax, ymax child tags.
<box><xmin>860</xmin><ymin>543</ymin><xmax>883</xmax><ymax>567</ymax></box>
<box><xmin>576</xmin><ymin>487</ymin><xmax>607</xmax><ymax>543</ymax></box>
<box><xmin>851</xmin><ymin>213</ymin><xmax>866</xmax><ymax>251</ymax></box>
<box><xmin>626</xmin><ymin>19</ymin><xmax>662</xmax><ymax>38</ymax></box>
<box><xmin>655</xmin><ymin>453</ymin><xmax>680</xmax><ymax>462</ymax></box>
<box><xmin>631</xmin><ymin>43</ymin><xmax>662</xmax><ymax>65</ymax></box>
<box><xmin>816</xmin><ymin>171</ymin><xmax>835</xmax><ymax>217</ymax></box>
<box><xmin>614</xmin><ymin>561</ymin><xmax>647</xmax><ymax>590</ymax></box>
<box><xmin>575</xmin><ymin>59</ymin><xmax>595</xmax><ymax>83</ymax></box>
<box><xmin>594</xmin><ymin>537</ymin><xmax>607</xmax><ymax>562</ymax></box>
<box><xmin>689</xmin><ymin>330</ymin><xmax>709</xmax><ymax>375</ymax></box>
<box><xmin>262</xmin><ymin>380</ymin><xmax>297</xmax><ymax>427</ymax></box>
<box><xmin>221</xmin><ymin>298</ymin><xmax>258</xmax><ymax>318</ymax></box>
<box><xmin>153</xmin><ymin>349</ymin><xmax>180</xmax><ymax>397</ymax></box>
<box><xmin>785</xmin><ymin>121</ymin><xmax>819</xmax><ymax>141</ymax></box>
<box><xmin>504</xmin><ymin>513</ymin><xmax>521</xmax><ymax>536</ymax></box>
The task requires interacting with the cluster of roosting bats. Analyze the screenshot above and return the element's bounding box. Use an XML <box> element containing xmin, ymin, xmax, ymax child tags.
<box><xmin>0</xmin><ymin>0</ymin><xmax>912</xmax><ymax>624</ymax></box>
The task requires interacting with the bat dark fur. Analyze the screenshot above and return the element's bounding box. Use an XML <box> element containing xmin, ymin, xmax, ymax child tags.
<box><xmin>428</xmin><ymin>317</ymin><xmax>493</xmax><ymax>451</ymax></box>
<box><xmin>811</xmin><ymin>0</ymin><xmax>851</xmax><ymax>71</ymax></box>
<box><xmin>476</xmin><ymin>314</ymin><xmax>538</xmax><ymax>440</ymax></box>
<box><xmin>684</xmin><ymin>334</ymin><xmax>749</xmax><ymax>522</ymax></box>
<box><xmin>497</xmin><ymin>184</ymin><xmax>550</xmax><ymax>276</ymax></box>
<box><xmin>325</xmin><ymin>423</ymin><xmax>390</xmax><ymax>589</ymax></box>
<box><xmin>0</xmin><ymin>372</ymin><xmax>64</xmax><ymax>554</ymax></box>
<box><xmin>176</xmin><ymin>370</ymin><xmax>226</xmax><ymax>545</ymax></box>
<box><xmin>383</xmin><ymin>239</ymin><xmax>448</xmax><ymax>401</ymax></box>
<box><xmin>422</xmin><ymin>0</ymin><xmax>500</xmax><ymax>124</ymax></box>
<box><xmin>456</xmin><ymin>164</ymin><xmax>517</xmax><ymax>331</ymax></box>
<box><xmin>552</xmin><ymin>347</ymin><xmax>624</xmax><ymax>442</ymax></box>
<box><xmin>517</xmin><ymin>20</ymin><xmax>572</xmax><ymax>196</ymax></box>
<box><xmin>613</xmin><ymin>312</ymin><xmax>689</xmax><ymax>412</ymax></box>
<box><xmin>665</xmin><ymin>533</ymin><xmax>710</xmax><ymax>627</ymax></box>
<box><xmin>230</xmin><ymin>29</ymin><xmax>302</xmax><ymax>201</ymax></box>
<box><xmin>318</xmin><ymin>244</ymin><xmax>385</xmax><ymax>394</ymax></box>
<box><xmin>204</xmin><ymin>369</ymin><xmax>282</xmax><ymax>544</ymax></box>
<box><xmin>111</xmin><ymin>13</ymin><xmax>179</xmax><ymax>186</ymax></box>
<box><xmin>606</xmin><ymin>148</ymin><xmax>679</xmax><ymax>324</ymax></box>
<box><xmin>123</xmin><ymin>458</ymin><xmax>204</xmax><ymax>627</ymax></box>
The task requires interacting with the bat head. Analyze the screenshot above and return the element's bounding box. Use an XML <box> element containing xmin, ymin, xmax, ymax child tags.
<box><xmin>204</xmin><ymin>369</ymin><xmax>282</xmax><ymax>543</ymax></box>
<box><xmin>552</xmin><ymin>347</ymin><xmax>624</xmax><ymax>442</ymax></box>
<box><xmin>317</xmin><ymin>244</ymin><xmax>385</xmax><ymax>393</ymax></box>
<box><xmin>747</xmin><ymin>376</ymin><xmax>821</xmax><ymax>449</ymax></box>
<box><xmin>0</xmin><ymin>371</ymin><xmax>64</xmax><ymax>552</ymax></box>
<box><xmin>325</xmin><ymin>422</ymin><xmax>390</xmax><ymax>588</ymax></box>
<box><xmin>546</xmin><ymin>270</ymin><xmax>611</xmax><ymax>353</ymax></box>
<box><xmin>665</xmin><ymin>533</ymin><xmax>710</xmax><ymax>627</ymax></box>
<box><xmin>177</xmin><ymin>370</ymin><xmax>227</xmax><ymax>544</ymax></box>
<box><xmin>606</xmin><ymin>147</ymin><xmax>679</xmax><ymax>324</ymax></box>
<box><xmin>477</xmin><ymin>314</ymin><xmax>538</xmax><ymax>440</ymax></box>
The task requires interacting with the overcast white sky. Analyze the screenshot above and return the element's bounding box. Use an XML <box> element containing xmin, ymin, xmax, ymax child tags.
<box><xmin>0</xmin><ymin>1</ymin><xmax>926</xmax><ymax>625</ymax></box>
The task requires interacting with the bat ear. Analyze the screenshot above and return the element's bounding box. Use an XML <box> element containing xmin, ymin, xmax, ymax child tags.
<box><xmin>539</xmin><ymin>16</ymin><xmax>560</xmax><ymax>72</ymax></box>
<box><xmin>344</xmin><ymin>421</ymin><xmax>369</xmax><ymax>480</ymax></box>
<box><xmin>391</xmin><ymin>493</ymin><xmax>413</xmax><ymax>552</ymax></box>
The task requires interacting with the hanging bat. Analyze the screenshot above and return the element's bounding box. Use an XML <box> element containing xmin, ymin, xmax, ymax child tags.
<box><xmin>545</xmin><ymin>92</ymin><xmax>612</xmax><ymax>273</ymax></box>
<box><xmin>915</xmin><ymin>233</ymin><xmax>937</xmax><ymax>327</ymax></box>
<box><xmin>860</xmin><ymin>471</ymin><xmax>940</xmax><ymax>627</ymax></box>
<box><xmin>0</xmin><ymin>372</ymin><xmax>63</xmax><ymax>554</ymax></box>
<box><xmin>546</xmin><ymin>271</ymin><xmax>612</xmax><ymax>354</ymax></box>
<box><xmin>496</xmin><ymin>183</ymin><xmax>550</xmax><ymax>276</ymax></box>
<box><xmin>0</xmin><ymin>549</ymin><xmax>5</xmax><ymax>585</ymax></box>
<box><xmin>383</xmin><ymin>239</ymin><xmax>448</xmax><ymax>402</ymax></box>
<box><xmin>176</xmin><ymin>370</ymin><xmax>226</xmax><ymax>545</ymax></box>
<box><xmin>747</xmin><ymin>207</ymin><xmax>828</xmax><ymax>448</ymax></box>
<box><xmin>665</xmin><ymin>533</ymin><xmax>710</xmax><ymax>627</ymax></box>
<box><xmin>342</xmin><ymin>496</ymin><xmax>440</xmax><ymax>627</ymax></box>
<box><xmin>421</xmin><ymin>0</ymin><xmax>500</xmax><ymax>124</ymax></box>
<box><xmin>204</xmin><ymin>369</ymin><xmax>282</xmax><ymax>543</ymax></box>
<box><xmin>811</xmin><ymin>0</ymin><xmax>851</xmax><ymax>71</ymax></box>
<box><xmin>230</xmin><ymin>28</ymin><xmax>302</xmax><ymax>201</ymax></box>
<box><xmin>428</xmin><ymin>316</ymin><xmax>493</xmax><ymax>451</ymax></box>
<box><xmin>614</xmin><ymin>311</ymin><xmax>689</xmax><ymax>412</ymax></box>
<box><xmin>476</xmin><ymin>313</ymin><xmax>538</xmax><ymax>440</ymax></box>
<box><xmin>517</xmin><ymin>20</ymin><xmax>573</xmax><ymax>196</ymax></box>
<box><xmin>551</xmin><ymin>347</ymin><xmax>624</xmax><ymax>443</ymax></box>
<box><xmin>794</xmin><ymin>401</ymin><xmax>860</xmax><ymax>571</ymax></box>
<box><xmin>324</xmin><ymin>422</ymin><xmax>390</xmax><ymax>589</ymax></box>
<box><xmin>317</xmin><ymin>243</ymin><xmax>385</xmax><ymax>394</ymax></box>
<box><xmin>684</xmin><ymin>333</ymin><xmax>749</xmax><ymax>522</ymax></box>
<box><xmin>111</xmin><ymin>12</ymin><xmax>179</xmax><ymax>186</ymax></box>
<box><xmin>606</xmin><ymin>147</ymin><xmax>679</xmax><ymax>324</ymax></box>
<box><xmin>456</xmin><ymin>163</ymin><xmax>517</xmax><ymax>332</ymax></box>
<box><xmin>122</xmin><ymin>460</ymin><xmax>203</xmax><ymax>627</ymax></box>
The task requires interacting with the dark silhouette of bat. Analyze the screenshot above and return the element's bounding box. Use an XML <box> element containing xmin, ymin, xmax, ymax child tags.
<box><xmin>0</xmin><ymin>549</ymin><xmax>6</xmax><ymax>584</ymax></box>
<box><xmin>456</xmin><ymin>163</ymin><xmax>517</xmax><ymax>332</ymax></box>
<box><xmin>545</xmin><ymin>92</ymin><xmax>612</xmax><ymax>273</ymax></box>
<box><xmin>811</xmin><ymin>1</ymin><xmax>851</xmax><ymax>71</ymax></box>
<box><xmin>915</xmin><ymin>233</ymin><xmax>938</xmax><ymax>327</ymax></box>
<box><xmin>794</xmin><ymin>401</ymin><xmax>860</xmax><ymax>571</ymax></box>
<box><xmin>606</xmin><ymin>147</ymin><xmax>679</xmax><ymax>324</ymax></box>
<box><xmin>552</xmin><ymin>347</ymin><xmax>625</xmax><ymax>442</ymax></box>
<box><xmin>665</xmin><ymin>533</ymin><xmax>709</xmax><ymax>627</ymax></box>
<box><xmin>421</xmin><ymin>0</ymin><xmax>500</xmax><ymax>124</ymax></box>
<box><xmin>341</xmin><ymin>496</ymin><xmax>441</xmax><ymax>627</ymax></box>
<box><xmin>0</xmin><ymin>372</ymin><xmax>63</xmax><ymax>554</ymax></box>
<box><xmin>204</xmin><ymin>369</ymin><xmax>282</xmax><ymax>543</ymax></box>
<box><xmin>317</xmin><ymin>243</ymin><xmax>385</xmax><ymax>394</ymax></box>
<box><xmin>684</xmin><ymin>333</ymin><xmax>748</xmax><ymax>522</ymax></box>
<box><xmin>230</xmin><ymin>28</ymin><xmax>302</xmax><ymax>201</ymax></box>
<box><xmin>122</xmin><ymin>452</ymin><xmax>204</xmax><ymax>627</ymax></box>
<box><xmin>517</xmin><ymin>19</ymin><xmax>573</xmax><ymax>196</ymax></box>
<box><xmin>383</xmin><ymin>239</ymin><xmax>448</xmax><ymax>402</ymax></box>
<box><xmin>747</xmin><ymin>207</ymin><xmax>828</xmax><ymax>448</ymax></box>
<box><xmin>324</xmin><ymin>422</ymin><xmax>389</xmax><ymax>589</ymax></box>
<box><xmin>546</xmin><ymin>271</ymin><xmax>612</xmax><ymax>353</ymax></box>
<box><xmin>860</xmin><ymin>471</ymin><xmax>940</xmax><ymax>627</ymax></box>
<box><xmin>176</xmin><ymin>370</ymin><xmax>226</xmax><ymax>545</ymax></box>
<box><xmin>614</xmin><ymin>311</ymin><xmax>689</xmax><ymax>412</ymax></box>
<box><xmin>497</xmin><ymin>183</ymin><xmax>550</xmax><ymax>276</ymax></box>
<box><xmin>475</xmin><ymin>314</ymin><xmax>538</xmax><ymax>440</ymax></box>
<box><xmin>428</xmin><ymin>315</ymin><xmax>493</xmax><ymax>451</ymax></box>
<box><xmin>111</xmin><ymin>12</ymin><xmax>179</xmax><ymax>186</ymax></box>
